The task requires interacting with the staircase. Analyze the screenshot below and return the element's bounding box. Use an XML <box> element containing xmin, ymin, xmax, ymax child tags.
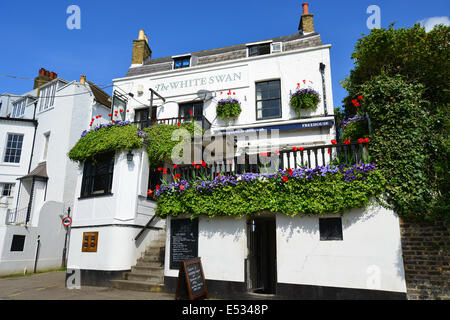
<box><xmin>111</xmin><ymin>230</ymin><xmax>166</xmax><ymax>292</ymax></box>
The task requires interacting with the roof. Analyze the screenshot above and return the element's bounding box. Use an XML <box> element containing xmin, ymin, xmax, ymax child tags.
<box><xmin>125</xmin><ymin>32</ymin><xmax>323</xmax><ymax>78</ymax></box>
<box><xmin>19</xmin><ymin>163</ymin><xmax>48</xmax><ymax>181</ymax></box>
<box><xmin>88</xmin><ymin>81</ymin><xmax>112</xmax><ymax>108</ymax></box>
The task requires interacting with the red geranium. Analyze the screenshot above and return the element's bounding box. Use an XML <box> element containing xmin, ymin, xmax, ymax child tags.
<box><xmin>365</xmin><ymin>138</ymin><xmax>370</xmax><ymax>143</ymax></box>
<box><xmin>293</xmin><ymin>147</ymin><xmax>298</xmax><ymax>151</ymax></box>
<box><xmin>287</xmin><ymin>168</ymin><xmax>293</xmax><ymax>176</ymax></box>
<box><xmin>282</xmin><ymin>176</ymin><xmax>289</xmax><ymax>182</ymax></box>
<box><xmin>147</xmin><ymin>189</ymin><xmax>153</xmax><ymax>196</ymax></box>
<box><xmin>158</xmin><ymin>167</ymin><xmax>163</xmax><ymax>172</ymax></box>
<box><xmin>173</xmin><ymin>164</ymin><xmax>178</xmax><ymax>169</ymax></box>
<box><xmin>174</xmin><ymin>174</ymin><xmax>181</xmax><ymax>180</ymax></box>
<box><xmin>331</xmin><ymin>140</ymin><xmax>337</xmax><ymax>145</ymax></box>
<box><xmin>163</xmin><ymin>169</ymin><xmax>168</xmax><ymax>175</ymax></box>
<box><xmin>299</xmin><ymin>147</ymin><xmax>305</xmax><ymax>152</ymax></box>
<box><xmin>180</xmin><ymin>185</ymin><xmax>185</xmax><ymax>190</ymax></box>
<box><xmin>358</xmin><ymin>138</ymin><xmax>364</xmax><ymax>144</ymax></box>
<box><xmin>358</xmin><ymin>95</ymin><xmax>363</xmax><ymax>101</ymax></box>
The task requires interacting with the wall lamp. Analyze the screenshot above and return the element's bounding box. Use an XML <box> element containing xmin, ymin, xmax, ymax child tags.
<box><xmin>127</xmin><ymin>151</ymin><xmax>134</xmax><ymax>162</ymax></box>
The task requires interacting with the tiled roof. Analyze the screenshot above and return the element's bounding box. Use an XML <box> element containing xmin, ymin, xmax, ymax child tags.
<box><xmin>125</xmin><ymin>32</ymin><xmax>322</xmax><ymax>78</ymax></box>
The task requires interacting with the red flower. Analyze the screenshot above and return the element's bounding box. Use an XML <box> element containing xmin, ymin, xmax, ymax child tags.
<box><xmin>192</xmin><ymin>162</ymin><xmax>196</xmax><ymax>167</ymax></box>
<box><xmin>180</xmin><ymin>185</ymin><xmax>185</xmax><ymax>190</ymax></box>
<box><xmin>344</xmin><ymin>139</ymin><xmax>351</xmax><ymax>145</ymax></box>
<box><xmin>358</xmin><ymin>138</ymin><xmax>364</xmax><ymax>144</ymax></box>
<box><xmin>299</xmin><ymin>147</ymin><xmax>305</xmax><ymax>152</ymax></box>
<box><xmin>120</xmin><ymin>109</ymin><xmax>123</xmax><ymax>113</ymax></box>
<box><xmin>352</xmin><ymin>99</ymin><xmax>357</xmax><ymax>105</ymax></box>
<box><xmin>274</xmin><ymin>150</ymin><xmax>280</xmax><ymax>154</ymax></box>
<box><xmin>233</xmin><ymin>92</ymin><xmax>236</xmax><ymax>95</ymax></box>
<box><xmin>173</xmin><ymin>164</ymin><xmax>178</xmax><ymax>169</ymax></box>
<box><xmin>328</xmin><ymin>148</ymin><xmax>332</xmax><ymax>154</ymax></box>
<box><xmin>331</xmin><ymin>140</ymin><xmax>337</xmax><ymax>145</ymax></box>
<box><xmin>147</xmin><ymin>189</ymin><xmax>153</xmax><ymax>196</ymax></box>
<box><xmin>155</xmin><ymin>185</ymin><xmax>160</xmax><ymax>190</ymax></box>
<box><xmin>218</xmin><ymin>174</ymin><xmax>222</xmax><ymax>178</ymax></box>
<box><xmin>189</xmin><ymin>110</ymin><xmax>193</xmax><ymax>116</ymax></box>
<box><xmin>293</xmin><ymin>147</ymin><xmax>298</xmax><ymax>151</ymax></box>
<box><xmin>287</xmin><ymin>168</ymin><xmax>293</xmax><ymax>176</ymax></box>
<box><xmin>174</xmin><ymin>174</ymin><xmax>181</xmax><ymax>180</ymax></box>
<box><xmin>108</xmin><ymin>114</ymin><xmax>112</xmax><ymax>117</ymax></box>
<box><xmin>365</xmin><ymin>138</ymin><xmax>370</xmax><ymax>143</ymax></box>
<box><xmin>358</xmin><ymin>95</ymin><xmax>363</xmax><ymax>101</ymax></box>
<box><xmin>163</xmin><ymin>169</ymin><xmax>168</xmax><ymax>175</ymax></box>
<box><xmin>354</xmin><ymin>102</ymin><xmax>360</xmax><ymax>107</ymax></box>
<box><xmin>260</xmin><ymin>152</ymin><xmax>269</xmax><ymax>157</ymax></box>
<box><xmin>158</xmin><ymin>167</ymin><xmax>163</xmax><ymax>172</ymax></box>
<box><xmin>196</xmin><ymin>165</ymin><xmax>200</xmax><ymax>170</ymax></box>
<box><xmin>303</xmin><ymin>80</ymin><xmax>306</xmax><ymax>84</ymax></box>
<box><xmin>282</xmin><ymin>176</ymin><xmax>289</xmax><ymax>182</ymax></box>
<box><xmin>127</xmin><ymin>110</ymin><xmax>130</xmax><ymax>113</ymax></box>
<box><xmin>297</xmin><ymin>83</ymin><xmax>300</xmax><ymax>87</ymax></box>
<box><xmin>201</xmin><ymin>161</ymin><xmax>207</xmax><ymax>167</ymax></box>
<box><xmin>177</xmin><ymin>123</ymin><xmax>181</xmax><ymax>127</ymax></box>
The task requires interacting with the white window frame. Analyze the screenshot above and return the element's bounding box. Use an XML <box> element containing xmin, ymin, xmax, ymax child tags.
<box><xmin>11</xmin><ymin>99</ymin><xmax>27</xmax><ymax>118</ymax></box>
<box><xmin>1</xmin><ymin>183</ymin><xmax>14</xmax><ymax>197</ymax></box>
<box><xmin>3</xmin><ymin>133</ymin><xmax>24</xmax><ymax>164</ymax></box>
<box><xmin>39</xmin><ymin>82</ymin><xmax>57</xmax><ymax>112</ymax></box>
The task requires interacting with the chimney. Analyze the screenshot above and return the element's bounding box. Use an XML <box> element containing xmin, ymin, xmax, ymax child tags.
<box><xmin>299</xmin><ymin>2</ymin><xmax>315</xmax><ymax>34</ymax></box>
<box><xmin>34</xmin><ymin>68</ymin><xmax>58</xmax><ymax>89</ymax></box>
<box><xmin>80</xmin><ymin>75</ymin><xmax>86</xmax><ymax>85</ymax></box>
<box><xmin>132</xmin><ymin>29</ymin><xmax>152</xmax><ymax>65</ymax></box>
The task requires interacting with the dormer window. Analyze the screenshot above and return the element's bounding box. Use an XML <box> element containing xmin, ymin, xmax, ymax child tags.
<box><xmin>39</xmin><ymin>82</ymin><xmax>57</xmax><ymax>112</ymax></box>
<box><xmin>173</xmin><ymin>56</ymin><xmax>191</xmax><ymax>69</ymax></box>
<box><xmin>248</xmin><ymin>42</ymin><xmax>271</xmax><ymax>57</ymax></box>
<box><xmin>11</xmin><ymin>98</ymin><xmax>27</xmax><ymax>118</ymax></box>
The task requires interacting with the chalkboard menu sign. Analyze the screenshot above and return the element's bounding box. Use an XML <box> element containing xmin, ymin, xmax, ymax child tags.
<box><xmin>176</xmin><ymin>258</ymin><xmax>209</xmax><ymax>300</ymax></box>
<box><xmin>170</xmin><ymin>218</ymin><xmax>199</xmax><ymax>270</ymax></box>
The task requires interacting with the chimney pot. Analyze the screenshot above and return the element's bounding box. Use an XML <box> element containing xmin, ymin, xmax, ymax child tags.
<box><xmin>80</xmin><ymin>75</ymin><xmax>86</xmax><ymax>85</ymax></box>
<box><xmin>302</xmin><ymin>2</ymin><xmax>309</xmax><ymax>15</ymax></box>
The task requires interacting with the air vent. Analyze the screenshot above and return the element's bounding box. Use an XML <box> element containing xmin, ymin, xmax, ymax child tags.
<box><xmin>271</xmin><ymin>42</ymin><xmax>282</xmax><ymax>53</ymax></box>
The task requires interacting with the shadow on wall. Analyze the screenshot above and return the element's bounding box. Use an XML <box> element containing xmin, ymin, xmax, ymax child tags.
<box><xmin>200</xmin><ymin>216</ymin><xmax>245</xmax><ymax>242</ymax></box>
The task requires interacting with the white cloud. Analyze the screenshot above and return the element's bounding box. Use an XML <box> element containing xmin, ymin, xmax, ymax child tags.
<box><xmin>419</xmin><ymin>16</ymin><xmax>450</xmax><ymax>32</ymax></box>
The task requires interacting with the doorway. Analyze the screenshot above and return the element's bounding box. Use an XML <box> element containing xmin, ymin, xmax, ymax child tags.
<box><xmin>246</xmin><ymin>216</ymin><xmax>277</xmax><ymax>295</ymax></box>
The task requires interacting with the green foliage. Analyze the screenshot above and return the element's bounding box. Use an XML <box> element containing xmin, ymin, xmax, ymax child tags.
<box><xmin>156</xmin><ymin>168</ymin><xmax>386</xmax><ymax>219</ymax></box>
<box><xmin>342</xmin><ymin>118</ymin><xmax>369</xmax><ymax>141</ymax></box>
<box><xmin>359</xmin><ymin>74</ymin><xmax>444</xmax><ymax>220</ymax></box>
<box><xmin>143</xmin><ymin>121</ymin><xmax>200</xmax><ymax>168</ymax></box>
<box><xmin>290</xmin><ymin>92</ymin><xmax>320</xmax><ymax>117</ymax></box>
<box><xmin>68</xmin><ymin>125</ymin><xmax>143</xmax><ymax>163</ymax></box>
<box><xmin>216</xmin><ymin>101</ymin><xmax>242</xmax><ymax>119</ymax></box>
<box><xmin>342</xmin><ymin>24</ymin><xmax>450</xmax><ymax>221</ymax></box>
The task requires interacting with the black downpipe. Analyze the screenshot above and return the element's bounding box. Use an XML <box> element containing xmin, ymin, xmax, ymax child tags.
<box><xmin>34</xmin><ymin>235</ymin><xmax>41</xmax><ymax>273</ymax></box>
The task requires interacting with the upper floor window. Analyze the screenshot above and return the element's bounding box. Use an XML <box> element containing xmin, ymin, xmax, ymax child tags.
<box><xmin>248</xmin><ymin>43</ymin><xmax>271</xmax><ymax>57</ymax></box>
<box><xmin>256</xmin><ymin>80</ymin><xmax>282</xmax><ymax>120</ymax></box>
<box><xmin>12</xmin><ymin>99</ymin><xmax>27</xmax><ymax>118</ymax></box>
<box><xmin>4</xmin><ymin>134</ymin><xmax>24</xmax><ymax>164</ymax></box>
<box><xmin>39</xmin><ymin>83</ymin><xmax>57</xmax><ymax>112</ymax></box>
<box><xmin>1</xmin><ymin>183</ymin><xmax>14</xmax><ymax>197</ymax></box>
<box><xmin>80</xmin><ymin>153</ymin><xmax>114</xmax><ymax>198</ymax></box>
<box><xmin>173</xmin><ymin>56</ymin><xmax>191</xmax><ymax>69</ymax></box>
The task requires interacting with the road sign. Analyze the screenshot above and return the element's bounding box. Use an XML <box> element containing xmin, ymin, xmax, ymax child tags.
<box><xmin>62</xmin><ymin>217</ymin><xmax>72</xmax><ymax>227</ymax></box>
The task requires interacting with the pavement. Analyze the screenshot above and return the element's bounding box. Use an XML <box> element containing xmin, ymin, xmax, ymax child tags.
<box><xmin>0</xmin><ymin>271</ymin><xmax>174</xmax><ymax>300</ymax></box>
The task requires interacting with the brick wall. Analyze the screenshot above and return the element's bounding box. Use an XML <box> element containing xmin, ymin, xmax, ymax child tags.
<box><xmin>400</xmin><ymin>218</ymin><xmax>450</xmax><ymax>300</ymax></box>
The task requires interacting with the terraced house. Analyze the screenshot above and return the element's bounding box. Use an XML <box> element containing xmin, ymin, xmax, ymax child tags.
<box><xmin>67</xmin><ymin>3</ymin><xmax>408</xmax><ymax>299</ymax></box>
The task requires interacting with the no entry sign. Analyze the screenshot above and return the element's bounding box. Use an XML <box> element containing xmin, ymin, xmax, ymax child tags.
<box><xmin>62</xmin><ymin>217</ymin><xmax>72</xmax><ymax>227</ymax></box>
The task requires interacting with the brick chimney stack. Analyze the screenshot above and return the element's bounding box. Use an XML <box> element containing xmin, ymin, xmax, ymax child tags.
<box><xmin>299</xmin><ymin>2</ymin><xmax>315</xmax><ymax>34</ymax></box>
<box><xmin>131</xmin><ymin>29</ymin><xmax>152</xmax><ymax>66</ymax></box>
<box><xmin>34</xmin><ymin>68</ymin><xmax>58</xmax><ymax>89</ymax></box>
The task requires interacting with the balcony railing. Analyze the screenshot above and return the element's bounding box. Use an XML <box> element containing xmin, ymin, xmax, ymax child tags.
<box><xmin>133</xmin><ymin>115</ymin><xmax>211</xmax><ymax>131</ymax></box>
<box><xmin>149</xmin><ymin>141</ymin><xmax>370</xmax><ymax>187</ymax></box>
<box><xmin>5</xmin><ymin>207</ymin><xmax>29</xmax><ymax>226</ymax></box>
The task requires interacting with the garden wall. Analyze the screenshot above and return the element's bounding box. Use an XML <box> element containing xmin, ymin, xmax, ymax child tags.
<box><xmin>400</xmin><ymin>218</ymin><xmax>450</xmax><ymax>300</ymax></box>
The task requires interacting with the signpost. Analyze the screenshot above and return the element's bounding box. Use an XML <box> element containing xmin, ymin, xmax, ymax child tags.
<box><xmin>176</xmin><ymin>258</ymin><xmax>209</xmax><ymax>300</ymax></box>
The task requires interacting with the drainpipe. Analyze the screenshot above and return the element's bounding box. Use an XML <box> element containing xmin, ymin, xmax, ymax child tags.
<box><xmin>34</xmin><ymin>235</ymin><xmax>41</xmax><ymax>273</ymax></box>
<box><xmin>319</xmin><ymin>63</ymin><xmax>328</xmax><ymax>117</ymax></box>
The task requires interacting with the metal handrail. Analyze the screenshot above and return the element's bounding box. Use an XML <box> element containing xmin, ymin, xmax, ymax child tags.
<box><xmin>134</xmin><ymin>215</ymin><xmax>162</xmax><ymax>242</ymax></box>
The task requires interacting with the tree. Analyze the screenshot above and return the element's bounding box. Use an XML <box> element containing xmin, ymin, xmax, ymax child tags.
<box><xmin>341</xmin><ymin>24</ymin><xmax>450</xmax><ymax>221</ymax></box>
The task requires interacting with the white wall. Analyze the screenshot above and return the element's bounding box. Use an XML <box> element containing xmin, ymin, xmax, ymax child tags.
<box><xmin>164</xmin><ymin>205</ymin><xmax>407</xmax><ymax>294</ymax></box>
<box><xmin>0</xmin><ymin>201</ymin><xmax>66</xmax><ymax>275</ymax></box>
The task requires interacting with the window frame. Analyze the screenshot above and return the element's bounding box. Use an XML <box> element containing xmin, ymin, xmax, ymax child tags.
<box><xmin>255</xmin><ymin>79</ymin><xmax>282</xmax><ymax>121</ymax></box>
<box><xmin>3</xmin><ymin>133</ymin><xmax>24</xmax><ymax>164</ymax></box>
<box><xmin>38</xmin><ymin>82</ymin><xmax>57</xmax><ymax>112</ymax></box>
<box><xmin>319</xmin><ymin>217</ymin><xmax>344</xmax><ymax>241</ymax></box>
<box><xmin>173</xmin><ymin>56</ymin><xmax>191</xmax><ymax>70</ymax></box>
<box><xmin>247</xmin><ymin>42</ymin><xmax>272</xmax><ymax>57</ymax></box>
<box><xmin>12</xmin><ymin>99</ymin><xmax>27</xmax><ymax>118</ymax></box>
<box><xmin>1</xmin><ymin>183</ymin><xmax>14</xmax><ymax>197</ymax></box>
<box><xmin>80</xmin><ymin>153</ymin><xmax>115</xmax><ymax>199</ymax></box>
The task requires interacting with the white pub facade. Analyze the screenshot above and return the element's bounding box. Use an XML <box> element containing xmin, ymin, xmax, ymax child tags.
<box><xmin>67</xmin><ymin>4</ymin><xmax>407</xmax><ymax>299</ymax></box>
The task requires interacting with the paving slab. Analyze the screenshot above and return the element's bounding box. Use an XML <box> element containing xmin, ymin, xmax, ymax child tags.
<box><xmin>0</xmin><ymin>271</ymin><xmax>174</xmax><ymax>300</ymax></box>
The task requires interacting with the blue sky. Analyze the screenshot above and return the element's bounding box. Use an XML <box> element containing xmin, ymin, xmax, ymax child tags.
<box><xmin>0</xmin><ymin>0</ymin><xmax>448</xmax><ymax>108</ymax></box>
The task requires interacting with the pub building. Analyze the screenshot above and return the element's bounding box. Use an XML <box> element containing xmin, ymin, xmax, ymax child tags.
<box><xmin>67</xmin><ymin>3</ymin><xmax>407</xmax><ymax>299</ymax></box>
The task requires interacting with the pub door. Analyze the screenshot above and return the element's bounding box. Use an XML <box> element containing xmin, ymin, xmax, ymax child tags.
<box><xmin>246</xmin><ymin>217</ymin><xmax>277</xmax><ymax>294</ymax></box>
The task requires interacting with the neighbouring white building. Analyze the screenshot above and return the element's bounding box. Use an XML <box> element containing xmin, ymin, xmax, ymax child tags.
<box><xmin>0</xmin><ymin>69</ymin><xmax>112</xmax><ymax>275</ymax></box>
<box><xmin>67</xmin><ymin>3</ymin><xmax>407</xmax><ymax>299</ymax></box>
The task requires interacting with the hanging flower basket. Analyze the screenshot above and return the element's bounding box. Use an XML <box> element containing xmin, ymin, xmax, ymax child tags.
<box><xmin>216</xmin><ymin>97</ymin><xmax>242</xmax><ymax>120</ymax></box>
<box><xmin>290</xmin><ymin>87</ymin><xmax>320</xmax><ymax>117</ymax></box>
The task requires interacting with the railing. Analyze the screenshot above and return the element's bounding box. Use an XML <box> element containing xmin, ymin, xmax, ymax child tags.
<box><xmin>152</xmin><ymin>141</ymin><xmax>370</xmax><ymax>183</ymax></box>
<box><xmin>6</xmin><ymin>207</ymin><xmax>29</xmax><ymax>225</ymax></box>
<box><xmin>133</xmin><ymin>115</ymin><xmax>212</xmax><ymax>131</ymax></box>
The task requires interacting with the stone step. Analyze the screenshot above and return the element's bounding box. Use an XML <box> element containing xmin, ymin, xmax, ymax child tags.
<box><xmin>131</xmin><ymin>265</ymin><xmax>164</xmax><ymax>276</ymax></box>
<box><xmin>135</xmin><ymin>260</ymin><xmax>164</xmax><ymax>268</ymax></box>
<box><xmin>139</xmin><ymin>255</ymin><xmax>163</xmax><ymax>263</ymax></box>
<box><xmin>111</xmin><ymin>280</ymin><xmax>165</xmax><ymax>293</ymax></box>
<box><xmin>144</xmin><ymin>247</ymin><xmax>165</xmax><ymax>256</ymax></box>
<box><xmin>125</xmin><ymin>272</ymin><xmax>164</xmax><ymax>284</ymax></box>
